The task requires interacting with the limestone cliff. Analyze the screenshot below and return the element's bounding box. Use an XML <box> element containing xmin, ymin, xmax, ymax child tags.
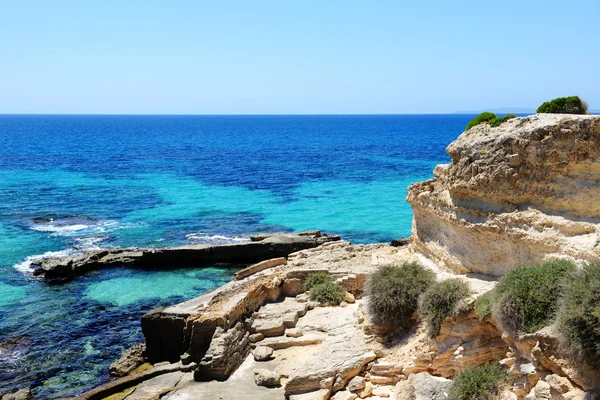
<box><xmin>407</xmin><ymin>113</ymin><xmax>600</xmax><ymax>275</ymax></box>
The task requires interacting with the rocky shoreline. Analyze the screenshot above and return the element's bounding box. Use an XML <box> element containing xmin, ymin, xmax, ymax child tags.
<box><xmin>5</xmin><ymin>114</ymin><xmax>600</xmax><ymax>400</ymax></box>
<box><xmin>55</xmin><ymin>240</ymin><xmax>599</xmax><ymax>400</ymax></box>
<box><xmin>31</xmin><ymin>231</ymin><xmax>339</xmax><ymax>283</ymax></box>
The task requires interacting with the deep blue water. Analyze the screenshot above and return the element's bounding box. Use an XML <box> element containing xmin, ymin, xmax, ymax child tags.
<box><xmin>0</xmin><ymin>114</ymin><xmax>472</xmax><ymax>398</ymax></box>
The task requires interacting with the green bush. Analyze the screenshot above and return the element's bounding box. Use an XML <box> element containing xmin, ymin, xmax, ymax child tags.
<box><xmin>309</xmin><ymin>281</ymin><xmax>345</xmax><ymax>306</ymax></box>
<box><xmin>447</xmin><ymin>363</ymin><xmax>511</xmax><ymax>400</ymax></box>
<box><xmin>304</xmin><ymin>272</ymin><xmax>333</xmax><ymax>291</ymax></box>
<box><xmin>465</xmin><ymin>112</ymin><xmax>497</xmax><ymax>131</ymax></box>
<box><xmin>419</xmin><ymin>279</ymin><xmax>471</xmax><ymax>337</ymax></box>
<box><xmin>488</xmin><ymin>113</ymin><xmax>517</xmax><ymax>127</ymax></box>
<box><xmin>492</xmin><ymin>260</ymin><xmax>575</xmax><ymax>335</ymax></box>
<box><xmin>465</xmin><ymin>112</ymin><xmax>517</xmax><ymax>131</ymax></box>
<box><xmin>475</xmin><ymin>291</ymin><xmax>493</xmax><ymax>321</ymax></box>
<box><xmin>556</xmin><ymin>263</ymin><xmax>600</xmax><ymax>364</ymax></box>
<box><xmin>537</xmin><ymin>96</ymin><xmax>588</xmax><ymax>114</ymax></box>
<box><xmin>367</xmin><ymin>262</ymin><xmax>435</xmax><ymax>329</ymax></box>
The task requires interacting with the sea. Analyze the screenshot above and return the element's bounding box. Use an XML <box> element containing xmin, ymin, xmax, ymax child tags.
<box><xmin>0</xmin><ymin>114</ymin><xmax>474</xmax><ymax>398</ymax></box>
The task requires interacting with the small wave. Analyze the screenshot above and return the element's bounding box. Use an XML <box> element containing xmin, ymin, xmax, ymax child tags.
<box><xmin>30</xmin><ymin>219</ymin><xmax>120</xmax><ymax>236</ymax></box>
<box><xmin>185</xmin><ymin>233</ymin><xmax>250</xmax><ymax>245</ymax></box>
<box><xmin>13</xmin><ymin>249</ymin><xmax>78</xmax><ymax>274</ymax></box>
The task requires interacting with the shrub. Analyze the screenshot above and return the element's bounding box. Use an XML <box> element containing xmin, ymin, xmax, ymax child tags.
<box><xmin>465</xmin><ymin>112</ymin><xmax>497</xmax><ymax>131</ymax></box>
<box><xmin>492</xmin><ymin>260</ymin><xmax>575</xmax><ymax>335</ymax></box>
<box><xmin>419</xmin><ymin>279</ymin><xmax>471</xmax><ymax>337</ymax></box>
<box><xmin>367</xmin><ymin>262</ymin><xmax>435</xmax><ymax>329</ymax></box>
<box><xmin>304</xmin><ymin>272</ymin><xmax>333</xmax><ymax>291</ymax></box>
<box><xmin>447</xmin><ymin>363</ymin><xmax>511</xmax><ymax>400</ymax></box>
<box><xmin>466</xmin><ymin>112</ymin><xmax>517</xmax><ymax>131</ymax></box>
<box><xmin>475</xmin><ymin>291</ymin><xmax>493</xmax><ymax>321</ymax></box>
<box><xmin>488</xmin><ymin>113</ymin><xmax>517</xmax><ymax>127</ymax></box>
<box><xmin>309</xmin><ymin>281</ymin><xmax>345</xmax><ymax>306</ymax></box>
<box><xmin>536</xmin><ymin>96</ymin><xmax>588</xmax><ymax>114</ymax></box>
<box><xmin>556</xmin><ymin>263</ymin><xmax>600</xmax><ymax>364</ymax></box>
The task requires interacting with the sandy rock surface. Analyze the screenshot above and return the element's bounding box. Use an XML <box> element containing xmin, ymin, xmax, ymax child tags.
<box><xmin>408</xmin><ymin>114</ymin><xmax>600</xmax><ymax>274</ymax></box>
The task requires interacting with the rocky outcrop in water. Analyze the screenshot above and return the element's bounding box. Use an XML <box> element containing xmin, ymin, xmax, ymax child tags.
<box><xmin>32</xmin><ymin>231</ymin><xmax>339</xmax><ymax>282</ymax></box>
<box><xmin>407</xmin><ymin>114</ymin><xmax>600</xmax><ymax>275</ymax></box>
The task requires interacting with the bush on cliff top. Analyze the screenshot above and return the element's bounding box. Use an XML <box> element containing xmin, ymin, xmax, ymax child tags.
<box><xmin>447</xmin><ymin>363</ymin><xmax>511</xmax><ymax>400</ymax></box>
<box><xmin>491</xmin><ymin>259</ymin><xmax>575</xmax><ymax>335</ymax></box>
<box><xmin>367</xmin><ymin>262</ymin><xmax>435</xmax><ymax>329</ymax></box>
<box><xmin>556</xmin><ymin>263</ymin><xmax>600</xmax><ymax>364</ymax></box>
<box><xmin>465</xmin><ymin>112</ymin><xmax>496</xmax><ymax>131</ymax></box>
<box><xmin>309</xmin><ymin>280</ymin><xmax>345</xmax><ymax>306</ymax></box>
<box><xmin>419</xmin><ymin>278</ymin><xmax>471</xmax><ymax>337</ymax></box>
<box><xmin>537</xmin><ymin>96</ymin><xmax>588</xmax><ymax>114</ymax></box>
<box><xmin>465</xmin><ymin>112</ymin><xmax>517</xmax><ymax>131</ymax></box>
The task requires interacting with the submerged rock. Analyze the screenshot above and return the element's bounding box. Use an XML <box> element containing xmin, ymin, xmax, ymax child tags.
<box><xmin>1</xmin><ymin>388</ymin><xmax>34</xmax><ymax>400</ymax></box>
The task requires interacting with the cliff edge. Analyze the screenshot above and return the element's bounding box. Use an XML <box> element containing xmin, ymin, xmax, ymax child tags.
<box><xmin>407</xmin><ymin>113</ymin><xmax>600</xmax><ymax>275</ymax></box>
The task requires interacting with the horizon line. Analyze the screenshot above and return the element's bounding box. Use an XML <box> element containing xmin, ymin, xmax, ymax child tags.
<box><xmin>0</xmin><ymin>112</ymin><xmax>537</xmax><ymax>116</ymax></box>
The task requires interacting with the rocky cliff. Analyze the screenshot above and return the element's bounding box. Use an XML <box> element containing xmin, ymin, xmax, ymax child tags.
<box><xmin>407</xmin><ymin>114</ymin><xmax>600</xmax><ymax>275</ymax></box>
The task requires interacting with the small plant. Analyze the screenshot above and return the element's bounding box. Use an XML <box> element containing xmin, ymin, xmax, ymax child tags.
<box><xmin>556</xmin><ymin>263</ymin><xmax>600</xmax><ymax>364</ymax></box>
<box><xmin>367</xmin><ymin>262</ymin><xmax>435</xmax><ymax>329</ymax></box>
<box><xmin>465</xmin><ymin>112</ymin><xmax>517</xmax><ymax>131</ymax></box>
<box><xmin>304</xmin><ymin>272</ymin><xmax>333</xmax><ymax>291</ymax></box>
<box><xmin>475</xmin><ymin>291</ymin><xmax>493</xmax><ymax>321</ymax></box>
<box><xmin>309</xmin><ymin>280</ymin><xmax>345</xmax><ymax>306</ymax></box>
<box><xmin>537</xmin><ymin>96</ymin><xmax>588</xmax><ymax>114</ymax></box>
<box><xmin>419</xmin><ymin>278</ymin><xmax>471</xmax><ymax>337</ymax></box>
<box><xmin>491</xmin><ymin>259</ymin><xmax>575</xmax><ymax>335</ymax></box>
<box><xmin>447</xmin><ymin>363</ymin><xmax>511</xmax><ymax>400</ymax></box>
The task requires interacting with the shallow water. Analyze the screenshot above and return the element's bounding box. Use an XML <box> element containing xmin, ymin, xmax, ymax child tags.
<box><xmin>0</xmin><ymin>114</ymin><xmax>474</xmax><ymax>398</ymax></box>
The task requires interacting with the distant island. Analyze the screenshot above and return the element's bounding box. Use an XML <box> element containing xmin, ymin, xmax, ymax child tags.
<box><xmin>452</xmin><ymin>107</ymin><xmax>535</xmax><ymax>114</ymax></box>
<box><xmin>453</xmin><ymin>107</ymin><xmax>600</xmax><ymax>114</ymax></box>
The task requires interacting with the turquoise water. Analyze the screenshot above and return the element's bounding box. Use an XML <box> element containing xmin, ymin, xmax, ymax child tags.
<box><xmin>0</xmin><ymin>114</ymin><xmax>473</xmax><ymax>398</ymax></box>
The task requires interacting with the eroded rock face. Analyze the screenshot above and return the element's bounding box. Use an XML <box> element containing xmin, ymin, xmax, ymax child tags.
<box><xmin>407</xmin><ymin>114</ymin><xmax>600</xmax><ymax>275</ymax></box>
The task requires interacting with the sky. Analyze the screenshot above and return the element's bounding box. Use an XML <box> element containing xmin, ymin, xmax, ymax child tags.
<box><xmin>1</xmin><ymin>1</ymin><xmax>599</xmax><ymax>114</ymax></box>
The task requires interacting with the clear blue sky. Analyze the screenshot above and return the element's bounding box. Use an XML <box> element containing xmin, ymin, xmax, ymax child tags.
<box><xmin>1</xmin><ymin>1</ymin><xmax>599</xmax><ymax>114</ymax></box>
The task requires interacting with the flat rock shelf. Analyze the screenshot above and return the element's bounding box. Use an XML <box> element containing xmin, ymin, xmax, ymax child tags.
<box><xmin>31</xmin><ymin>231</ymin><xmax>340</xmax><ymax>283</ymax></box>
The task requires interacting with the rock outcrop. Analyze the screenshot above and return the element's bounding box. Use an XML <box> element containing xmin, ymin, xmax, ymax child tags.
<box><xmin>408</xmin><ymin>114</ymin><xmax>600</xmax><ymax>275</ymax></box>
<box><xmin>32</xmin><ymin>231</ymin><xmax>339</xmax><ymax>282</ymax></box>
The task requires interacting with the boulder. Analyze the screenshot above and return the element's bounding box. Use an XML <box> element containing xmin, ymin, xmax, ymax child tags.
<box><xmin>249</xmin><ymin>333</ymin><xmax>265</xmax><ymax>343</ymax></box>
<box><xmin>110</xmin><ymin>343</ymin><xmax>146</xmax><ymax>377</ymax></box>
<box><xmin>254</xmin><ymin>369</ymin><xmax>282</xmax><ymax>387</ymax></box>
<box><xmin>253</xmin><ymin>346</ymin><xmax>274</xmax><ymax>361</ymax></box>
<box><xmin>395</xmin><ymin>372</ymin><xmax>452</xmax><ymax>400</ymax></box>
<box><xmin>347</xmin><ymin>376</ymin><xmax>365</xmax><ymax>392</ymax></box>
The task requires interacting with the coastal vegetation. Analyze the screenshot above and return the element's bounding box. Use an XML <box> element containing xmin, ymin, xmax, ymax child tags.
<box><xmin>303</xmin><ymin>272</ymin><xmax>333</xmax><ymax>291</ymax></box>
<box><xmin>309</xmin><ymin>280</ymin><xmax>345</xmax><ymax>305</ymax></box>
<box><xmin>304</xmin><ymin>272</ymin><xmax>345</xmax><ymax>305</ymax></box>
<box><xmin>465</xmin><ymin>112</ymin><xmax>517</xmax><ymax>131</ymax></box>
<box><xmin>367</xmin><ymin>262</ymin><xmax>435</xmax><ymax>329</ymax></box>
<box><xmin>556</xmin><ymin>263</ymin><xmax>600</xmax><ymax>364</ymax></box>
<box><xmin>537</xmin><ymin>96</ymin><xmax>588</xmax><ymax>114</ymax></box>
<box><xmin>447</xmin><ymin>363</ymin><xmax>511</xmax><ymax>400</ymax></box>
<box><xmin>419</xmin><ymin>278</ymin><xmax>471</xmax><ymax>337</ymax></box>
<box><xmin>489</xmin><ymin>260</ymin><xmax>575</xmax><ymax>334</ymax></box>
<box><xmin>474</xmin><ymin>291</ymin><xmax>493</xmax><ymax>321</ymax></box>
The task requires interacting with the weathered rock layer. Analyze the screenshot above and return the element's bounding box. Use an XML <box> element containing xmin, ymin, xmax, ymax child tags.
<box><xmin>407</xmin><ymin>114</ymin><xmax>600</xmax><ymax>274</ymax></box>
